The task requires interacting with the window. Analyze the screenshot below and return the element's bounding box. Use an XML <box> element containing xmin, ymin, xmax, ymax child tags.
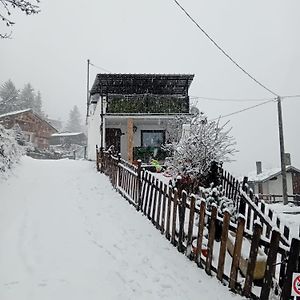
<box><xmin>141</xmin><ymin>130</ymin><xmax>165</xmax><ymax>147</ymax></box>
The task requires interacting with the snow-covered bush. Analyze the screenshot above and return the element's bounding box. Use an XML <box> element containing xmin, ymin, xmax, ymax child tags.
<box><xmin>0</xmin><ymin>124</ymin><xmax>26</xmax><ymax>173</ymax></box>
<box><xmin>164</xmin><ymin>112</ymin><xmax>236</xmax><ymax>185</ymax></box>
<box><xmin>199</xmin><ymin>185</ymin><xmax>237</xmax><ymax>220</ymax></box>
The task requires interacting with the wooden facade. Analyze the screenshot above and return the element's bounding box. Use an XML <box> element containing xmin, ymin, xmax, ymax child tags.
<box><xmin>0</xmin><ymin>109</ymin><xmax>58</xmax><ymax>149</ymax></box>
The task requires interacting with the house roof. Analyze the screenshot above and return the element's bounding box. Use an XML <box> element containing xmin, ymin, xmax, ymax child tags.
<box><xmin>51</xmin><ymin>132</ymin><xmax>85</xmax><ymax>137</ymax></box>
<box><xmin>248</xmin><ymin>165</ymin><xmax>300</xmax><ymax>183</ymax></box>
<box><xmin>90</xmin><ymin>73</ymin><xmax>194</xmax><ymax>97</ymax></box>
<box><xmin>0</xmin><ymin>109</ymin><xmax>58</xmax><ymax>132</ymax></box>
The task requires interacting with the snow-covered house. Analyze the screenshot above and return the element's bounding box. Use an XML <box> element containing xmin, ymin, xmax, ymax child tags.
<box><xmin>50</xmin><ymin>132</ymin><xmax>87</xmax><ymax>146</ymax></box>
<box><xmin>0</xmin><ymin>109</ymin><xmax>58</xmax><ymax>149</ymax></box>
<box><xmin>87</xmin><ymin>74</ymin><xmax>194</xmax><ymax>162</ymax></box>
<box><xmin>248</xmin><ymin>159</ymin><xmax>300</xmax><ymax>195</ymax></box>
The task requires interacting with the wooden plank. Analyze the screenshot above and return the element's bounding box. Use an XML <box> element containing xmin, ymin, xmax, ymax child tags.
<box><xmin>151</xmin><ymin>179</ymin><xmax>159</xmax><ymax>224</ymax></box>
<box><xmin>156</xmin><ymin>181</ymin><xmax>163</xmax><ymax>230</ymax></box>
<box><xmin>140</xmin><ymin>172</ymin><xmax>148</xmax><ymax>213</ymax></box>
<box><xmin>283</xmin><ymin>225</ymin><xmax>290</xmax><ymax>240</ymax></box>
<box><xmin>177</xmin><ymin>191</ymin><xmax>187</xmax><ymax>253</ymax></box>
<box><xmin>160</xmin><ymin>184</ymin><xmax>168</xmax><ymax>234</ymax></box>
<box><xmin>281</xmin><ymin>238</ymin><xmax>300</xmax><ymax>300</ymax></box>
<box><xmin>266</xmin><ymin>209</ymin><xmax>273</xmax><ymax>238</ymax></box>
<box><xmin>143</xmin><ymin>173</ymin><xmax>151</xmax><ymax>214</ymax></box>
<box><xmin>195</xmin><ymin>200</ymin><xmax>206</xmax><ymax>267</ymax></box>
<box><xmin>165</xmin><ymin>186</ymin><xmax>172</xmax><ymax>240</ymax></box>
<box><xmin>243</xmin><ymin>222</ymin><xmax>263</xmax><ymax>297</ymax></box>
<box><xmin>171</xmin><ymin>189</ymin><xmax>178</xmax><ymax>246</ymax></box>
<box><xmin>185</xmin><ymin>194</ymin><xmax>196</xmax><ymax>259</ymax></box>
<box><xmin>229</xmin><ymin>215</ymin><xmax>245</xmax><ymax>291</ymax></box>
<box><xmin>205</xmin><ymin>205</ymin><xmax>217</xmax><ymax>275</ymax></box>
<box><xmin>147</xmin><ymin>176</ymin><xmax>155</xmax><ymax>220</ymax></box>
<box><xmin>217</xmin><ymin>210</ymin><xmax>230</xmax><ymax>282</ymax></box>
<box><xmin>259</xmin><ymin>230</ymin><xmax>280</xmax><ymax>300</ymax></box>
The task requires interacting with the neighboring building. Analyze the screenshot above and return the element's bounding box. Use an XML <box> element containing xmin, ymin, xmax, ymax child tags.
<box><xmin>46</xmin><ymin>118</ymin><xmax>63</xmax><ymax>132</ymax></box>
<box><xmin>248</xmin><ymin>158</ymin><xmax>300</xmax><ymax>195</ymax></box>
<box><xmin>87</xmin><ymin>73</ymin><xmax>194</xmax><ymax>162</ymax></box>
<box><xmin>50</xmin><ymin>132</ymin><xmax>87</xmax><ymax>145</ymax></box>
<box><xmin>0</xmin><ymin>109</ymin><xmax>58</xmax><ymax>149</ymax></box>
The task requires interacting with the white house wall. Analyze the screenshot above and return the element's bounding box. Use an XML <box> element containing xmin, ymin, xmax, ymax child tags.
<box><xmin>87</xmin><ymin>102</ymin><xmax>101</xmax><ymax>160</ymax></box>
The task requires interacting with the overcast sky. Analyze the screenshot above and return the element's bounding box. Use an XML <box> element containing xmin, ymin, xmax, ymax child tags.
<box><xmin>1</xmin><ymin>0</ymin><xmax>300</xmax><ymax>176</ymax></box>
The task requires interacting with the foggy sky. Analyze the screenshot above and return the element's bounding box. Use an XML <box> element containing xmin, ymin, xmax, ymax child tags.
<box><xmin>1</xmin><ymin>0</ymin><xmax>300</xmax><ymax>176</ymax></box>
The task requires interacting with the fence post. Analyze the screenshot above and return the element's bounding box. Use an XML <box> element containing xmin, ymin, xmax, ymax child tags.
<box><xmin>178</xmin><ymin>191</ymin><xmax>187</xmax><ymax>253</ymax></box>
<box><xmin>243</xmin><ymin>221</ymin><xmax>263</xmax><ymax>297</ymax></box>
<box><xmin>117</xmin><ymin>153</ymin><xmax>121</xmax><ymax>188</ymax></box>
<box><xmin>100</xmin><ymin>147</ymin><xmax>104</xmax><ymax>173</ymax></box>
<box><xmin>281</xmin><ymin>238</ymin><xmax>300</xmax><ymax>300</ymax></box>
<box><xmin>205</xmin><ymin>204</ymin><xmax>217</xmax><ymax>275</ymax></box>
<box><xmin>136</xmin><ymin>159</ymin><xmax>142</xmax><ymax>211</ymax></box>
<box><xmin>229</xmin><ymin>215</ymin><xmax>245</xmax><ymax>291</ymax></box>
<box><xmin>96</xmin><ymin>145</ymin><xmax>100</xmax><ymax>172</ymax></box>
<box><xmin>259</xmin><ymin>229</ymin><xmax>280</xmax><ymax>300</ymax></box>
<box><xmin>217</xmin><ymin>210</ymin><xmax>231</xmax><ymax>282</ymax></box>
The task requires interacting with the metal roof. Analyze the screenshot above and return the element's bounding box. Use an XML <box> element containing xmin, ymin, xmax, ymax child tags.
<box><xmin>90</xmin><ymin>73</ymin><xmax>194</xmax><ymax>96</ymax></box>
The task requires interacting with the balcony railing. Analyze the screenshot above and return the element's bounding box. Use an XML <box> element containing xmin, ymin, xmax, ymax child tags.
<box><xmin>106</xmin><ymin>95</ymin><xmax>189</xmax><ymax>114</ymax></box>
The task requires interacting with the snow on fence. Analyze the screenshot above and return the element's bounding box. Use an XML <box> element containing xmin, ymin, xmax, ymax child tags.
<box><xmin>96</xmin><ymin>147</ymin><xmax>300</xmax><ymax>300</ymax></box>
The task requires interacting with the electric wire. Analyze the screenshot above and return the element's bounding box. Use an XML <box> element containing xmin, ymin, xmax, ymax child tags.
<box><xmin>89</xmin><ymin>62</ymin><xmax>112</xmax><ymax>73</ymax></box>
<box><xmin>172</xmin><ymin>0</ymin><xmax>279</xmax><ymax>97</ymax></box>
<box><xmin>209</xmin><ymin>99</ymin><xmax>275</xmax><ymax>121</ymax></box>
<box><xmin>190</xmin><ymin>95</ymin><xmax>274</xmax><ymax>102</ymax></box>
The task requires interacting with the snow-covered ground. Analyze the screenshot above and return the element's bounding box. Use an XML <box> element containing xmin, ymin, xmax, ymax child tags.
<box><xmin>0</xmin><ymin>157</ymin><xmax>242</xmax><ymax>300</ymax></box>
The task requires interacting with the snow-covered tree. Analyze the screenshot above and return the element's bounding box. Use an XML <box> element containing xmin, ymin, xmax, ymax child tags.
<box><xmin>0</xmin><ymin>124</ymin><xmax>26</xmax><ymax>173</ymax></box>
<box><xmin>0</xmin><ymin>0</ymin><xmax>40</xmax><ymax>38</ymax></box>
<box><xmin>65</xmin><ymin>105</ymin><xmax>82</xmax><ymax>132</ymax></box>
<box><xmin>19</xmin><ymin>83</ymin><xmax>35</xmax><ymax>110</ymax></box>
<box><xmin>33</xmin><ymin>90</ymin><xmax>43</xmax><ymax>116</ymax></box>
<box><xmin>165</xmin><ymin>112</ymin><xmax>236</xmax><ymax>180</ymax></box>
<box><xmin>0</xmin><ymin>79</ymin><xmax>19</xmax><ymax>114</ymax></box>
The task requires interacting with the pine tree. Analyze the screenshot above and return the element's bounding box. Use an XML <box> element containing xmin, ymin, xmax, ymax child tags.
<box><xmin>0</xmin><ymin>79</ymin><xmax>19</xmax><ymax>114</ymax></box>
<box><xmin>19</xmin><ymin>83</ymin><xmax>35</xmax><ymax>110</ymax></box>
<box><xmin>65</xmin><ymin>105</ymin><xmax>82</xmax><ymax>132</ymax></box>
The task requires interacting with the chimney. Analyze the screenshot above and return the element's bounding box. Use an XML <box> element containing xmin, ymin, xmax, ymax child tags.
<box><xmin>285</xmin><ymin>153</ymin><xmax>291</xmax><ymax>166</ymax></box>
<box><xmin>256</xmin><ymin>161</ymin><xmax>262</xmax><ymax>175</ymax></box>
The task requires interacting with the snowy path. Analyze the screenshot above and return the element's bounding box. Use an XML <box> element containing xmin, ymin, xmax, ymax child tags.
<box><xmin>0</xmin><ymin>157</ymin><xmax>241</xmax><ymax>300</ymax></box>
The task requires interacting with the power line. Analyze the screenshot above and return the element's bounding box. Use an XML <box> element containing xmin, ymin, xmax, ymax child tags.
<box><xmin>89</xmin><ymin>62</ymin><xmax>112</xmax><ymax>73</ymax></box>
<box><xmin>209</xmin><ymin>99</ymin><xmax>275</xmax><ymax>121</ymax></box>
<box><xmin>282</xmin><ymin>94</ymin><xmax>300</xmax><ymax>99</ymax></box>
<box><xmin>172</xmin><ymin>0</ymin><xmax>279</xmax><ymax>97</ymax></box>
<box><xmin>190</xmin><ymin>95</ymin><xmax>274</xmax><ymax>102</ymax></box>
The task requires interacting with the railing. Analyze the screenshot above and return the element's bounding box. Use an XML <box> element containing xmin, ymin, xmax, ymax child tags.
<box><xmin>96</xmin><ymin>148</ymin><xmax>300</xmax><ymax>300</ymax></box>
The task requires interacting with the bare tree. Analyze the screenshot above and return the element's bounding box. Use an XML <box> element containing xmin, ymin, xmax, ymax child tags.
<box><xmin>0</xmin><ymin>0</ymin><xmax>40</xmax><ymax>38</ymax></box>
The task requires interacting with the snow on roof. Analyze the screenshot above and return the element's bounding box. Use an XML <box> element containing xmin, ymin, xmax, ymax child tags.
<box><xmin>51</xmin><ymin>132</ymin><xmax>83</xmax><ymax>137</ymax></box>
<box><xmin>248</xmin><ymin>165</ymin><xmax>300</xmax><ymax>182</ymax></box>
<box><xmin>0</xmin><ymin>108</ymin><xmax>31</xmax><ymax>119</ymax></box>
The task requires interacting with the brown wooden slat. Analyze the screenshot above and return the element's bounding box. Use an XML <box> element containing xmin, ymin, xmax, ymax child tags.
<box><xmin>185</xmin><ymin>195</ymin><xmax>195</xmax><ymax>259</ymax></box>
<box><xmin>177</xmin><ymin>191</ymin><xmax>187</xmax><ymax>253</ymax></box>
<box><xmin>160</xmin><ymin>184</ymin><xmax>168</xmax><ymax>234</ymax></box>
<box><xmin>147</xmin><ymin>176</ymin><xmax>155</xmax><ymax>219</ymax></box>
<box><xmin>217</xmin><ymin>210</ymin><xmax>230</xmax><ymax>282</ymax></box>
<box><xmin>229</xmin><ymin>215</ymin><xmax>245</xmax><ymax>291</ymax></box>
<box><xmin>151</xmin><ymin>179</ymin><xmax>159</xmax><ymax>224</ymax></box>
<box><xmin>243</xmin><ymin>222</ymin><xmax>263</xmax><ymax>297</ymax></box>
<box><xmin>259</xmin><ymin>230</ymin><xmax>280</xmax><ymax>300</ymax></box>
<box><xmin>205</xmin><ymin>205</ymin><xmax>217</xmax><ymax>275</ymax></box>
<box><xmin>156</xmin><ymin>181</ymin><xmax>163</xmax><ymax>230</ymax></box>
<box><xmin>195</xmin><ymin>200</ymin><xmax>206</xmax><ymax>267</ymax></box>
<box><xmin>165</xmin><ymin>187</ymin><xmax>172</xmax><ymax>240</ymax></box>
<box><xmin>171</xmin><ymin>189</ymin><xmax>178</xmax><ymax>246</ymax></box>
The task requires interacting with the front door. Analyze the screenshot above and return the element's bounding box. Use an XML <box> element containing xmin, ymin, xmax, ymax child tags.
<box><xmin>105</xmin><ymin>128</ymin><xmax>122</xmax><ymax>154</ymax></box>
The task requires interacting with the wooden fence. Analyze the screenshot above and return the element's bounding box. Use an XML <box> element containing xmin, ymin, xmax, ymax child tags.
<box><xmin>96</xmin><ymin>148</ymin><xmax>300</xmax><ymax>300</ymax></box>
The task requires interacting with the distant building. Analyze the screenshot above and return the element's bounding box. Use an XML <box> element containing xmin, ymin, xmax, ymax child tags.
<box><xmin>46</xmin><ymin>118</ymin><xmax>62</xmax><ymax>131</ymax></box>
<box><xmin>50</xmin><ymin>132</ymin><xmax>87</xmax><ymax>146</ymax></box>
<box><xmin>87</xmin><ymin>73</ymin><xmax>194</xmax><ymax>162</ymax></box>
<box><xmin>248</xmin><ymin>156</ymin><xmax>300</xmax><ymax>195</ymax></box>
<box><xmin>0</xmin><ymin>109</ymin><xmax>58</xmax><ymax>149</ymax></box>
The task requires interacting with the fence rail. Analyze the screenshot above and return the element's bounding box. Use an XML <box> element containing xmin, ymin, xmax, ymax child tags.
<box><xmin>96</xmin><ymin>147</ymin><xmax>299</xmax><ymax>300</ymax></box>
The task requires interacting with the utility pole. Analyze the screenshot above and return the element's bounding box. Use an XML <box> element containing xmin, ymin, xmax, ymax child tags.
<box><xmin>86</xmin><ymin>59</ymin><xmax>90</xmax><ymax>122</ymax></box>
<box><xmin>277</xmin><ymin>96</ymin><xmax>288</xmax><ymax>205</ymax></box>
